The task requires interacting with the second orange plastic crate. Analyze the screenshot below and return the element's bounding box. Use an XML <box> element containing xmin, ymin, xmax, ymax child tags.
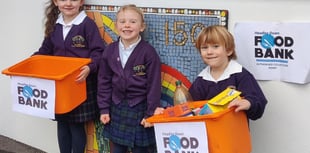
<box><xmin>147</xmin><ymin>101</ymin><xmax>252</xmax><ymax>153</ymax></box>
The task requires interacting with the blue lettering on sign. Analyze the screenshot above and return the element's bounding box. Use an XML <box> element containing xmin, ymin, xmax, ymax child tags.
<box><xmin>22</xmin><ymin>85</ymin><xmax>33</xmax><ymax>98</ymax></box>
<box><xmin>169</xmin><ymin>135</ymin><xmax>181</xmax><ymax>151</ymax></box>
<box><xmin>261</xmin><ymin>34</ymin><xmax>274</xmax><ymax>49</ymax></box>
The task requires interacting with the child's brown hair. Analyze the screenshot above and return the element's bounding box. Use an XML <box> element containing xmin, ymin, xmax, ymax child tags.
<box><xmin>195</xmin><ymin>25</ymin><xmax>237</xmax><ymax>60</ymax></box>
<box><xmin>44</xmin><ymin>0</ymin><xmax>84</xmax><ymax>38</ymax></box>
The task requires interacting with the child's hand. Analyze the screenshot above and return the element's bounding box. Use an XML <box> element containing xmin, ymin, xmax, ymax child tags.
<box><xmin>141</xmin><ymin>118</ymin><xmax>153</xmax><ymax>128</ymax></box>
<box><xmin>76</xmin><ymin>65</ymin><xmax>90</xmax><ymax>83</ymax></box>
<box><xmin>228</xmin><ymin>98</ymin><xmax>251</xmax><ymax>112</ymax></box>
<box><xmin>140</xmin><ymin>107</ymin><xmax>165</xmax><ymax>128</ymax></box>
<box><xmin>154</xmin><ymin>107</ymin><xmax>165</xmax><ymax>115</ymax></box>
<box><xmin>100</xmin><ymin>114</ymin><xmax>110</xmax><ymax>124</ymax></box>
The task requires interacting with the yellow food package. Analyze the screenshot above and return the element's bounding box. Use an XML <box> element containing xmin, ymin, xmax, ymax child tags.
<box><xmin>208</xmin><ymin>87</ymin><xmax>241</xmax><ymax>106</ymax></box>
<box><xmin>200</xmin><ymin>87</ymin><xmax>241</xmax><ymax>114</ymax></box>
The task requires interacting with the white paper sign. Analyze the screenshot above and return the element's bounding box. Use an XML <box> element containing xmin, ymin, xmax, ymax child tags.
<box><xmin>154</xmin><ymin>121</ymin><xmax>208</xmax><ymax>153</ymax></box>
<box><xmin>234</xmin><ymin>22</ymin><xmax>310</xmax><ymax>84</ymax></box>
<box><xmin>10</xmin><ymin>76</ymin><xmax>55</xmax><ymax>119</ymax></box>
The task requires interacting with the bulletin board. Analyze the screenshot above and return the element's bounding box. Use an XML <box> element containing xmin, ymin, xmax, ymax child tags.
<box><xmin>83</xmin><ymin>4</ymin><xmax>229</xmax><ymax>153</ymax></box>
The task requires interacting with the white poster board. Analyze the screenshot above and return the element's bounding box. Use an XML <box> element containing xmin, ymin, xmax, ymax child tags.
<box><xmin>10</xmin><ymin>76</ymin><xmax>55</xmax><ymax>119</ymax></box>
<box><xmin>154</xmin><ymin>121</ymin><xmax>208</xmax><ymax>153</ymax></box>
<box><xmin>234</xmin><ymin>22</ymin><xmax>310</xmax><ymax>84</ymax></box>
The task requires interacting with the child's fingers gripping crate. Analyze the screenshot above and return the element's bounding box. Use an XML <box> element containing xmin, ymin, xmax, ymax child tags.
<box><xmin>147</xmin><ymin>101</ymin><xmax>252</xmax><ymax>153</ymax></box>
<box><xmin>2</xmin><ymin>55</ymin><xmax>91</xmax><ymax>114</ymax></box>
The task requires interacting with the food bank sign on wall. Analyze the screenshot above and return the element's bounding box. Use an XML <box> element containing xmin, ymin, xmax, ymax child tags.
<box><xmin>234</xmin><ymin>22</ymin><xmax>310</xmax><ymax>84</ymax></box>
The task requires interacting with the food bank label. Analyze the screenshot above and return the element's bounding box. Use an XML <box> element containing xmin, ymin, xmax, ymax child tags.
<box><xmin>154</xmin><ymin>122</ymin><xmax>208</xmax><ymax>153</ymax></box>
<box><xmin>10</xmin><ymin>76</ymin><xmax>55</xmax><ymax>119</ymax></box>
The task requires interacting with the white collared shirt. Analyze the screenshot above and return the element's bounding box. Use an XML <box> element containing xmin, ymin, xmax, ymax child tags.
<box><xmin>56</xmin><ymin>11</ymin><xmax>87</xmax><ymax>40</ymax></box>
<box><xmin>119</xmin><ymin>37</ymin><xmax>141</xmax><ymax>68</ymax></box>
<box><xmin>198</xmin><ymin>60</ymin><xmax>243</xmax><ymax>82</ymax></box>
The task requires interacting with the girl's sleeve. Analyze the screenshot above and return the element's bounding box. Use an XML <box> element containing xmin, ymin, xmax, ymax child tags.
<box><xmin>145</xmin><ymin>46</ymin><xmax>161</xmax><ymax>118</ymax></box>
<box><xmin>97</xmin><ymin>49</ymin><xmax>113</xmax><ymax>115</ymax></box>
<box><xmin>85</xmin><ymin>19</ymin><xmax>106</xmax><ymax>73</ymax></box>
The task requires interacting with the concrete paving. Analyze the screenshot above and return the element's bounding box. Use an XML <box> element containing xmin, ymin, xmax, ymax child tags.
<box><xmin>0</xmin><ymin>135</ymin><xmax>46</xmax><ymax>153</ymax></box>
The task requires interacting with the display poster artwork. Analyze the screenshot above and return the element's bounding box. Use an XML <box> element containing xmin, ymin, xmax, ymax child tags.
<box><xmin>10</xmin><ymin>76</ymin><xmax>55</xmax><ymax>119</ymax></box>
<box><xmin>234</xmin><ymin>22</ymin><xmax>310</xmax><ymax>84</ymax></box>
<box><xmin>83</xmin><ymin>4</ymin><xmax>228</xmax><ymax>153</ymax></box>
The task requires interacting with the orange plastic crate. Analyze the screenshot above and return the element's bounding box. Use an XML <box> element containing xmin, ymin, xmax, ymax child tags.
<box><xmin>2</xmin><ymin>55</ymin><xmax>91</xmax><ymax>114</ymax></box>
<box><xmin>147</xmin><ymin>101</ymin><xmax>252</xmax><ymax>153</ymax></box>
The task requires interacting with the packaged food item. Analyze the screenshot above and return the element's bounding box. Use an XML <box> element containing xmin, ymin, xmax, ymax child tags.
<box><xmin>163</xmin><ymin>103</ymin><xmax>193</xmax><ymax>117</ymax></box>
<box><xmin>199</xmin><ymin>87</ymin><xmax>241</xmax><ymax>115</ymax></box>
<box><xmin>162</xmin><ymin>87</ymin><xmax>242</xmax><ymax>117</ymax></box>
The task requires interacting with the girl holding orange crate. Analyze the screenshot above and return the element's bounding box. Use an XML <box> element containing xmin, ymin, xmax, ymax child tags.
<box><xmin>33</xmin><ymin>0</ymin><xmax>105</xmax><ymax>153</ymax></box>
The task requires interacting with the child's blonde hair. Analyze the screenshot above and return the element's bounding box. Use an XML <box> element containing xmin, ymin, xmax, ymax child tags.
<box><xmin>116</xmin><ymin>4</ymin><xmax>145</xmax><ymax>23</ymax></box>
<box><xmin>195</xmin><ymin>25</ymin><xmax>237</xmax><ymax>60</ymax></box>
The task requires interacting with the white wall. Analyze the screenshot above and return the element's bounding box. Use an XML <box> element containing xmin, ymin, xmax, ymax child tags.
<box><xmin>0</xmin><ymin>1</ymin><xmax>59</xmax><ymax>153</ymax></box>
<box><xmin>1</xmin><ymin>0</ymin><xmax>310</xmax><ymax>153</ymax></box>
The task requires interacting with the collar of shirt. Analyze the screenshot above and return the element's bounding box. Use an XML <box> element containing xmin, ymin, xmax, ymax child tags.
<box><xmin>198</xmin><ymin>60</ymin><xmax>242</xmax><ymax>82</ymax></box>
<box><xmin>56</xmin><ymin>11</ymin><xmax>87</xmax><ymax>39</ymax></box>
<box><xmin>119</xmin><ymin>36</ymin><xmax>141</xmax><ymax>68</ymax></box>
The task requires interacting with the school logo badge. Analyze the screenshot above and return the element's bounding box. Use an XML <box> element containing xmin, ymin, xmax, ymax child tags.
<box><xmin>72</xmin><ymin>35</ymin><xmax>86</xmax><ymax>48</ymax></box>
<box><xmin>133</xmin><ymin>64</ymin><xmax>146</xmax><ymax>76</ymax></box>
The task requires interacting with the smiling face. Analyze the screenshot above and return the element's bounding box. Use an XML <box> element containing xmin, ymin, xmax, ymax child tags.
<box><xmin>195</xmin><ymin>25</ymin><xmax>237</xmax><ymax>72</ymax></box>
<box><xmin>115</xmin><ymin>6</ymin><xmax>145</xmax><ymax>47</ymax></box>
<box><xmin>53</xmin><ymin>0</ymin><xmax>84</xmax><ymax>23</ymax></box>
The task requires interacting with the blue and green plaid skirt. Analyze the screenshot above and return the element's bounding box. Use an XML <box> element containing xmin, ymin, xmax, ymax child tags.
<box><xmin>103</xmin><ymin>100</ymin><xmax>156</xmax><ymax>148</ymax></box>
